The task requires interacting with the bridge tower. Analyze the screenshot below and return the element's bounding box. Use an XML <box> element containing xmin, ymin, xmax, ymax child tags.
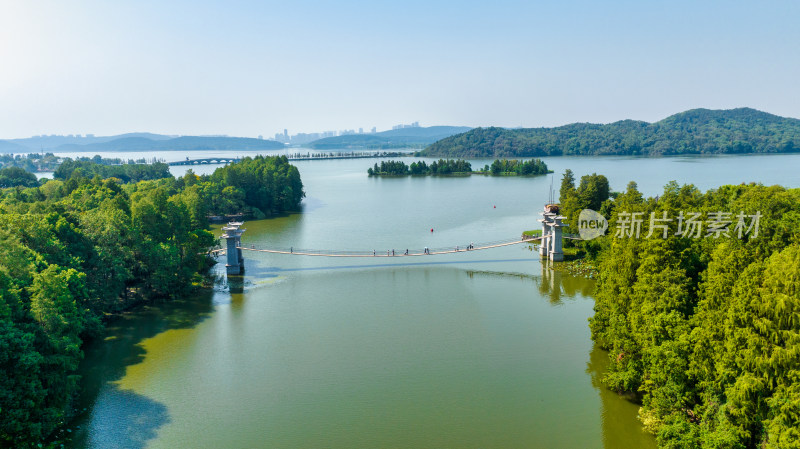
<box><xmin>538</xmin><ymin>206</ymin><xmax>553</xmax><ymax>257</ymax></box>
<box><xmin>548</xmin><ymin>214</ymin><xmax>565</xmax><ymax>262</ymax></box>
<box><xmin>538</xmin><ymin>204</ymin><xmax>565</xmax><ymax>262</ymax></box>
<box><xmin>221</xmin><ymin>222</ymin><xmax>246</xmax><ymax>275</ymax></box>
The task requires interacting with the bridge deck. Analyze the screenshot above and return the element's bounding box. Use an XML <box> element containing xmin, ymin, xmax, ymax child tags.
<box><xmin>236</xmin><ymin>236</ymin><xmax>541</xmax><ymax>257</ymax></box>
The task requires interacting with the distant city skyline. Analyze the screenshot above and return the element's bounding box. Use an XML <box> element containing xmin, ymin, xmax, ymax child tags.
<box><xmin>1</xmin><ymin>1</ymin><xmax>799</xmax><ymax>139</ymax></box>
<box><xmin>10</xmin><ymin>122</ymin><xmax>420</xmax><ymax>141</ymax></box>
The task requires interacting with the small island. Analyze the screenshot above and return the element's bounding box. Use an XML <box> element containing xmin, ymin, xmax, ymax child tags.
<box><xmin>367</xmin><ymin>158</ymin><xmax>551</xmax><ymax>176</ymax></box>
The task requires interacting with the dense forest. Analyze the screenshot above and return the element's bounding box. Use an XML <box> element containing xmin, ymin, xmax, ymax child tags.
<box><xmin>480</xmin><ymin>158</ymin><xmax>551</xmax><ymax>175</ymax></box>
<box><xmin>367</xmin><ymin>158</ymin><xmax>550</xmax><ymax>176</ymax></box>
<box><xmin>54</xmin><ymin>159</ymin><xmax>172</xmax><ymax>183</ymax></box>
<box><xmin>0</xmin><ymin>156</ymin><xmax>303</xmax><ymax>447</ymax></box>
<box><xmin>419</xmin><ymin>108</ymin><xmax>800</xmax><ymax>157</ymax></box>
<box><xmin>558</xmin><ymin>171</ymin><xmax>800</xmax><ymax>448</ymax></box>
<box><xmin>205</xmin><ymin>155</ymin><xmax>304</xmax><ymax>217</ymax></box>
<box><xmin>0</xmin><ymin>167</ymin><xmax>39</xmax><ymax>188</ymax></box>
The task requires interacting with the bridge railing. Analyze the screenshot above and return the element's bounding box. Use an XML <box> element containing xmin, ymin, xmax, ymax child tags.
<box><xmin>238</xmin><ymin>236</ymin><xmax>539</xmax><ymax>256</ymax></box>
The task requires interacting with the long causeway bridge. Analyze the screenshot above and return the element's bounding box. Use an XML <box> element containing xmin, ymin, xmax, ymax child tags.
<box><xmin>169</xmin><ymin>153</ymin><xmax>405</xmax><ymax>166</ymax></box>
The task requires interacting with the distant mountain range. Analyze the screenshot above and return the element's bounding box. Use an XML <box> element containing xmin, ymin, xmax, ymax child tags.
<box><xmin>418</xmin><ymin>108</ymin><xmax>800</xmax><ymax>157</ymax></box>
<box><xmin>0</xmin><ymin>127</ymin><xmax>473</xmax><ymax>154</ymax></box>
<box><xmin>306</xmin><ymin>126</ymin><xmax>472</xmax><ymax>149</ymax></box>
<box><xmin>8</xmin><ymin>109</ymin><xmax>796</xmax><ymax>157</ymax></box>
<box><xmin>0</xmin><ymin>133</ymin><xmax>285</xmax><ymax>154</ymax></box>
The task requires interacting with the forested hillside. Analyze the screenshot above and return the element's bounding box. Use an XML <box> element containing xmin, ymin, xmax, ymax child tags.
<box><xmin>559</xmin><ymin>172</ymin><xmax>800</xmax><ymax>448</ymax></box>
<box><xmin>0</xmin><ymin>156</ymin><xmax>303</xmax><ymax>447</ymax></box>
<box><xmin>419</xmin><ymin>108</ymin><xmax>800</xmax><ymax>157</ymax></box>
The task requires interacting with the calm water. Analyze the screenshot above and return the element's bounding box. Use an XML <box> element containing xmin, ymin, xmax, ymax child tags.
<box><xmin>69</xmin><ymin>154</ymin><xmax>800</xmax><ymax>448</ymax></box>
<box><xmin>39</xmin><ymin>150</ymin><xmax>800</xmax><ymax>195</ymax></box>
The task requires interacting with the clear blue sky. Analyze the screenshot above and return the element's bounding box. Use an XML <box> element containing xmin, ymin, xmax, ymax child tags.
<box><xmin>1</xmin><ymin>0</ymin><xmax>798</xmax><ymax>138</ymax></box>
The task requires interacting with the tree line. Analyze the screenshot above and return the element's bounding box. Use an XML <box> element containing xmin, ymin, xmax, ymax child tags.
<box><xmin>54</xmin><ymin>159</ymin><xmax>172</xmax><ymax>184</ymax></box>
<box><xmin>367</xmin><ymin>158</ymin><xmax>550</xmax><ymax>176</ymax></box>
<box><xmin>419</xmin><ymin>108</ymin><xmax>800</xmax><ymax>158</ymax></box>
<box><xmin>0</xmin><ymin>155</ymin><xmax>303</xmax><ymax>447</ymax></box>
<box><xmin>1</xmin><ymin>153</ymin><xmax>158</xmax><ymax>174</ymax></box>
<box><xmin>558</xmin><ymin>170</ymin><xmax>800</xmax><ymax>448</ymax></box>
<box><xmin>1</xmin><ymin>153</ymin><xmax>63</xmax><ymax>173</ymax></box>
<box><xmin>481</xmin><ymin>158</ymin><xmax>551</xmax><ymax>175</ymax></box>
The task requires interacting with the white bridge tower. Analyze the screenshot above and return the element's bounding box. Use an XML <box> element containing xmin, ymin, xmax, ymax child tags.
<box><xmin>222</xmin><ymin>221</ymin><xmax>246</xmax><ymax>275</ymax></box>
<box><xmin>538</xmin><ymin>204</ymin><xmax>565</xmax><ymax>262</ymax></box>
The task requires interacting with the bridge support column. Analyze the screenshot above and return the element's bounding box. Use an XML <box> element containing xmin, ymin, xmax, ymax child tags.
<box><xmin>222</xmin><ymin>222</ymin><xmax>246</xmax><ymax>275</ymax></box>
<box><xmin>538</xmin><ymin>211</ymin><xmax>551</xmax><ymax>257</ymax></box>
<box><xmin>539</xmin><ymin>205</ymin><xmax>566</xmax><ymax>262</ymax></box>
<box><xmin>549</xmin><ymin>215</ymin><xmax>565</xmax><ymax>262</ymax></box>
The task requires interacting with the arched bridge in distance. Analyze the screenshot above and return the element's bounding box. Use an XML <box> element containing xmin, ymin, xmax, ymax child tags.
<box><xmin>169</xmin><ymin>152</ymin><xmax>409</xmax><ymax>166</ymax></box>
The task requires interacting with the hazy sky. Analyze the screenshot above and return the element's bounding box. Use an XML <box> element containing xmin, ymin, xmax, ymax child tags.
<box><xmin>1</xmin><ymin>0</ymin><xmax>799</xmax><ymax>138</ymax></box>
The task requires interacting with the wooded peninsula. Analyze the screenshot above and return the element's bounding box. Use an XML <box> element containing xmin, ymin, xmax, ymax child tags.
<box><xmin>558</xmin><ymin>170</ymin><xmax>800</xmax><ymax>448</ymax></box>
<box><xmin>0</xmin><ymin>156</ymin><xmax>303</xmax><ymax>447</ymax></box>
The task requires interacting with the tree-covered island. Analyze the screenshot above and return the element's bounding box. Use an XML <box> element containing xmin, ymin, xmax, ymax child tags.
<box><xmin>367</xmin><ymin>158</ymin><xmax>551</xmax><ymax>176</ymax></box>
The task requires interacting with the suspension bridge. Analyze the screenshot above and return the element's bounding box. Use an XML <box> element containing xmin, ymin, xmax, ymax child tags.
<box><xmin>218</xmin><ymin>205</ymin><xmax>576</xmax><ymax>274</ymax></box>
<box><xmin>236</xmin><ymin>236</ymin><xmax>540</xmax><ymax>258</ymax></box>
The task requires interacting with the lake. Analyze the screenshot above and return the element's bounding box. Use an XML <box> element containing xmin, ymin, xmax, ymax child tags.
<box><xmin>68</xmin><ymin>152</ymin><xmax>800</xmax><ymax>448</ymax></box>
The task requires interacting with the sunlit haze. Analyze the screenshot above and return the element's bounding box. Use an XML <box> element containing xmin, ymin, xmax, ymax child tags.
<box><xmin>1</xmin><ymin>0</ymin><xmax>799</xmax><ymax>138</ymax></box>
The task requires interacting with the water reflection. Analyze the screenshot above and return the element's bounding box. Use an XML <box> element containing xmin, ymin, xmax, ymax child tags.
<box><xmin>80</xmin><ymin>386</ymin><xmax>170</xmax><ymax>449</ymax></box>
<box><xmin>225</xmin><ymin>274</ymin><xmax>246</xmax><ymax>294</ymax></box>
<box><xmin>586</xmin><ymin>344</ymin><xmax>656</xmax><ymax>448</ymax></box>
<box><xmin>539</xmin><ymin>260</ymin><xmax>596</xmax><ymax>304</ymax></box>
<box><xmin>468</xmin><ymin>260</ymin><xmax>597</xmax><ymax>305</ymax></box>
<box><xmin>69</xmin><ymin>292</ymin><xmax>216</xmax><ymax>448</ymax></box>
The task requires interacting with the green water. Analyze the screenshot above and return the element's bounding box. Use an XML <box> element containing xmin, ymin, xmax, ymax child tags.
<box><xmin>71</xmin><ymin>154</ymin><xmax>800</xmax><ymax>448</ymax></box>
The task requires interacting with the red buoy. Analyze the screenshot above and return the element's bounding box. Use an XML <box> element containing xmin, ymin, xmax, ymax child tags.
<box><xmin>431</xmin><ymin>228</ymin><xmax>434</xmax><ymax>232</ymax></box>
<box><xmin>493</xmin><ymin>205</ymin><xmax>496</xmax><ymax>208</ymax></box>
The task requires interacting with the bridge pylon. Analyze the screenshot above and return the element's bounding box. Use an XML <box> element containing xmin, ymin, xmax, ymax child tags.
<box><xmin>539</xmin><ymin>204</ymin><xmax>566</xmax><ymax>262</ymax></box>
<box><xmin>221</xmin><ymin>221</ymin><xmax>246</xmax><ymax>275</ymax></box>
